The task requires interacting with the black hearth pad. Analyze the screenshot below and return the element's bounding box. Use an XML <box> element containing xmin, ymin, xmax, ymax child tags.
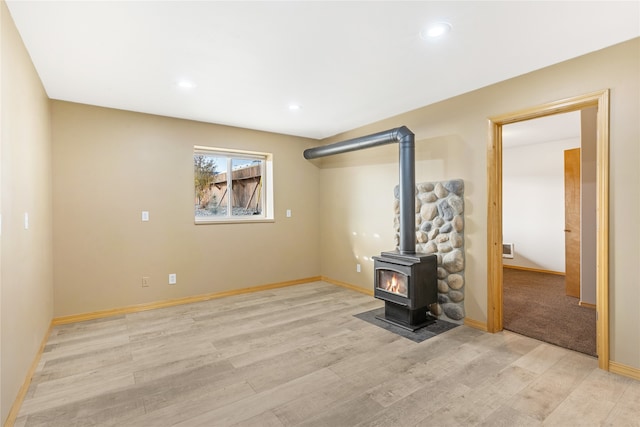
<box><xmin>354</xmin><ymin>307</ymin><xmax>459</xmax><ymax>343</ymax></box>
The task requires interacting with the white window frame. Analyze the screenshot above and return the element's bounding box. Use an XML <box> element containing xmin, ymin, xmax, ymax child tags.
<box><xmin>194</xmin><ymin>146</ymin><xmax>274</xmax><ymax>224</ymax></box>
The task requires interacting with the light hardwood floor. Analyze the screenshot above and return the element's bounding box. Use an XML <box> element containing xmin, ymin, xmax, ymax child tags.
<box><xmin>15</xmin><ymin>281</ymin><xmax>640</xmax><ymax>426</ymax></box>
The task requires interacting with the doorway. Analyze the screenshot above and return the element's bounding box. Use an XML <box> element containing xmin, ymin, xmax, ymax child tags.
<box><xmin>486</xmin><ymin>90</ymin><xmax>610</xmax><ymax>370</ymax></box>
<box><xmin>500</xmin><ymin>113</ymin><xmax>596</xmax><ymax>356</ymax></box>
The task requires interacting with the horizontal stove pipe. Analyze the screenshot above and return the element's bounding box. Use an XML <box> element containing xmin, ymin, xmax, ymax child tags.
<box><xmin>304</xmin><ymin>126</ymin><xmax>416</xmax><ymax>255</ymax></box>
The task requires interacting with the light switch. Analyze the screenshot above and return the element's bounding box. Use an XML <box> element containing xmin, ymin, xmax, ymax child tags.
<box><xmin>286</xmin><ymin>209</ymin><xmax>292</xmax><ymax>218</ymax></box>
<box><xmin>141</xmin><ymin>211</ymin><xmax>149</xmax><ymax>221</ymax></box>
<box><xmin>24</xmin><ymin>212</ymin><xmax>29</xmax><ymax>230</ymax></box>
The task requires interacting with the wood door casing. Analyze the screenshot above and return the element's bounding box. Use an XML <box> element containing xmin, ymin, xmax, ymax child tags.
<box><xmin>564</xmin><ymin>148</ymin><xmax>581</xmax><ymax>298</ymax></box>
<box><xmin>488</xmin><ymin>90</ymin><xmax>610</xmax><ymax>370</ymax></box>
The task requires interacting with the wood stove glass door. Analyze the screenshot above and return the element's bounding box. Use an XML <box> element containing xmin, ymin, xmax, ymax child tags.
<box><xmin>376</xmin><ymin>269</ymin><xmax>408</xmax><ymax>298</ymax></box>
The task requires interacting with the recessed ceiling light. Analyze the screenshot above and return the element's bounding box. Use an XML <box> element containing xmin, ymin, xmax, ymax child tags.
<box><xmin>420</xmin><ymin>22</ymin><xmax>452</xmax><ymax>40</ymax></box>
<box><xmin>177</xmin><ymin>80</ymin><xmax>196</xmax><ymax>89</ymax></box>
<box><xmin>289</xmin><ymin>104</ymin><xmax>302</xmax><ymax>111</ymax></box>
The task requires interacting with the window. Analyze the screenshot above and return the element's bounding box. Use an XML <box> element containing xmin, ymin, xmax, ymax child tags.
<box><xmin>194</xmin><ymin>146</ymin><xmax>273</xmax><ymax>223</ymax></box>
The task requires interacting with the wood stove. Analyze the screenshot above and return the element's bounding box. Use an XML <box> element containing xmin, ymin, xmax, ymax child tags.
<box><xmin>304</xmin><ymin>126</ymin><xmax>439</xmax><ymax>331</ymax></box>
<box><xmin>373</xmin><ymin>251</ymin><xmax>437</xmax><ymax>331</ymax></box>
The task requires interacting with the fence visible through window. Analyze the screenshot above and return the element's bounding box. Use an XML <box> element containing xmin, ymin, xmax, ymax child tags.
<box><xmin>194</xmin><ymin>147</ymin><xmax>273</xmax><ymax>223</ymax></box>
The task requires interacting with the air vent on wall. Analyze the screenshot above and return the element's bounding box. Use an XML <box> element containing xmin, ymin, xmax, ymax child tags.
<box><xmin>502</xmin><ymin>243</ymin><xmax>514</xmax><ymax>259</ymax></box>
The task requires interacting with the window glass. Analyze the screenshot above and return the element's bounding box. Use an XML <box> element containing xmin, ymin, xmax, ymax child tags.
<box><xmin>194</xmin><ymin>147</ymin><xmax>272</xmax><ymax>223</ymax></box>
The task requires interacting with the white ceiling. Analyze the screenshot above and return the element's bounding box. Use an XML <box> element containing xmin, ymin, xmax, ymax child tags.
<box><xmin>6</xmin><ymin>1</ymin><xmax>640</xmax><ymax>140</ymax></box>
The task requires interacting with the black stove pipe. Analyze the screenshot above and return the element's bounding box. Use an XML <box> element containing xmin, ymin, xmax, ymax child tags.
<box><xmin>303</xmin><ymin>126</ymin><xmax>416</xmax><ymax>255</ymax></box>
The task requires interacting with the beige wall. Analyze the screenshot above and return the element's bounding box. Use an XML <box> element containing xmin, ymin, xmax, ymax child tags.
<box><xmin>316</xmin><ymin>38</ymin><xmax>640</xmax><ymax>368</ymax></box>
<box><xmin>51</xmin><ymin>102</ymin><xmax>320</xmax><ymax>317</ymax></box>
<box><xmin>581</xmin><ymin>107</ymin><xmax>598</xmax><ymax>305</ymax></box>
<box><xmin>0</xmin><ymin>1</ymin><xmax>54</xmax><ymax>422</ymax></box>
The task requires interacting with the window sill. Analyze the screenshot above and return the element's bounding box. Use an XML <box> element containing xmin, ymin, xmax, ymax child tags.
<box><xmin>194</xmin><ymin>217</ymin><xmax>275</xmax><ymax>225</ymax></box>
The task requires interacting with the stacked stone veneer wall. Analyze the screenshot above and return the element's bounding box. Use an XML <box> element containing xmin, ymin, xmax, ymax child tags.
<box><xmin>393</xmin><ymin>179</ymin><xmax>465</xmax><ymax>323</ymax></box>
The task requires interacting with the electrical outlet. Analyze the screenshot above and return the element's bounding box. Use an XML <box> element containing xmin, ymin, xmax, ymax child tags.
<box><xmin>141</xmin><ymin>211</ymin><xmax>149</xmax><ymax>221</ymax></box>
<box><xmin>356</xmin><ymin>263</ymin><xmax>361</xmax><ymax>273</ymax></box>
<box><xmin>168</xmin><ymin>273</ymin><xmax>177</xmax><ymax>285</ymax></box>
<box><xmin>142</xmin><ymin>276</ymin><xmax>150</xmax><ymax>288</ymax></box>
